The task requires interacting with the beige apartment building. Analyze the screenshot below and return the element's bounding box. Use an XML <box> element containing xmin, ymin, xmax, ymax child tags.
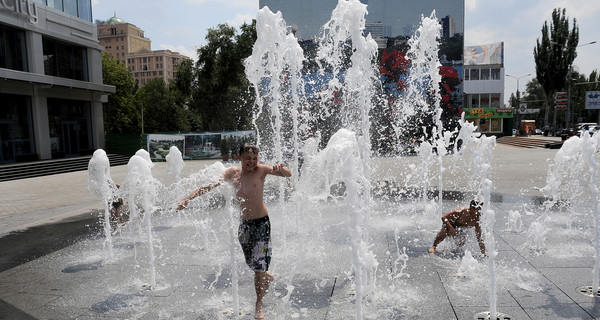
<box><xmin>126</xmin><ymin>48</ymin><xmax>188</xmax><ymax>86</ymax></box>
<box><xmin>97</xmin><ymin>14</ymin><xmax>190</xmax><ymax>86</ymax></box>
<box><xmin>97</xmin><ymin>14</ymin><xmax>151</xmax><ymax>64</ymax></box>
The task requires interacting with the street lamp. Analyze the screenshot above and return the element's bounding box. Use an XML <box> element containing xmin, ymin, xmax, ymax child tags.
<box><xmin>552</xmin><ymin>40</ymin><xmax>598</xmax><ymax>129</ymax></box>
<box><xmin>506</xmin><ymin>73</ymin><xmax>532</xmax><ymax>135</ymax></box>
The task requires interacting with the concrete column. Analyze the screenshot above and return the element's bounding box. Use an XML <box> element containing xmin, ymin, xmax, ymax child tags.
<box><xmin>26</xmin><ymin>32</ymin><xmax>44</xmax><ymax>74</ymax></box>
<box><xmin>31</xmin><ymin>88</ymin><xmax>51</xmax><ymax>160</ymax></box>
<box><xmin>91</xmin><ymin>99</ymin><xmax>105</xmax><ymax>150</ymax></box>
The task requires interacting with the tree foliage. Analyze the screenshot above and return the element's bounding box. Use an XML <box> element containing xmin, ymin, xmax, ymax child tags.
<box><xmin>191</xmin><ymin>21</ymin><xmax>257</xmax><ymax>131</ymax></box>
<box><xmin>101</xmin><ymin>52</ymin><xmax>139</xmax><ymax>134</ymax></box>
<box><xmin>533</xmin><ymin>8</ymin><xmax>579</xmax><ymax>126</ymax></box>
<box><xmin>136</xmin><ymin>78</ymin><xmax>190</xmax><ymax>133</ymax></box>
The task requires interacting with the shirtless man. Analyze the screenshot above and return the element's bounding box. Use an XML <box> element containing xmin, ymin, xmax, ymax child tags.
<box><xmin>177</xmin><ymin>143</ymin><xmax>291</xmax><ymax>319</ymax></box>
<box><xmin>428</xmin><ymin>200</ymin><xmax>487</xmax><ymax>256</ymax></box>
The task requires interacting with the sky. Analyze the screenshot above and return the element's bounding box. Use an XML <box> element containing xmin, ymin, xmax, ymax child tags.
<box><xmin>92</xmin><ymin>0</ymin><xmax>600</xmax><ymax>105</ymax></box>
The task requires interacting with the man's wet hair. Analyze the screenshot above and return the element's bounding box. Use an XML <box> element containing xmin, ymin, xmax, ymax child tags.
<box><xmin>470</xmin><ymin>200</ymin><xmax>483</xmax><ymax>209</ymax></box>
<box><xmin>239</xmin><ymin>143</ymin><xmax>260</xmax><ymax>155</ymax></box>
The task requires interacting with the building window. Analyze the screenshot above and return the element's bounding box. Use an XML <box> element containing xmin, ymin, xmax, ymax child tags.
<box><xmin>47</xmin><ymin>0</ymin><xmax>63</xmax><ymax>11</ymax></box>
<box><xmin>491</xmin><ymin>68</ymin><xmax>500</xmax><ymax>80</ymax></box>
<box><xmin>42</xmin><ymin>37</ymin><xmax>88</xmax><ymax>81</ymax></box>
<box><xmin>77</xmin><ymin>0</ymin><xmax>92</xmax><ymax>22</ymax></box>
<box><xmin>47</xmin><ymin>98</ymin><xmax>92</xmax><ymax>157</ymax></box>
<box><xmin>491</xmin><ymin>93</ymin><xmax>501</xmax><ymax>108</ymax></box>
<box><xmin>0</xmin><ymin>94</ymin><xmax>35</xmax><ymax>163</ymax></box>
<box><xmin>63</xmin><ymin>0</ymin><xmax>77</xmax><ymax>16</ymax></box>
<box><xmin>480</xmin><ymin>94</ymin><xmax>490</xmax><ymax>108</ymax></box>
<box><xmin>0</xmin><ymin>24</ymin><xmax>28</xmax><ymax>72</ymax></box>
<box><xmin>469</xmin><ymin>69</ymin><xmax>479</xmax><ymax>81</ymax></box>
<box><xmin>469</xmin><ymin>95</ymin><xmax>479</xmax><ymax>108</ymax></box>
<box><xmin>481</xmin><ymin>68</ymin><xmax>490</xmax><ymax>80</ymax></box>
<box><xmin>490</xmin><ymin>118</ymin><xmax>502</xmax><ymax>132</ymax></box>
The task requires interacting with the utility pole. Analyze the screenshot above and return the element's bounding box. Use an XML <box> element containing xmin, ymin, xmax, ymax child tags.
<box><xmin>506</xmin><ymin>73</ymin><xmax>531</xmax><ymax>135</ymax></box>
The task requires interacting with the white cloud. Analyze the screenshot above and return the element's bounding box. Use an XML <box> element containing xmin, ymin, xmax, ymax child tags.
<box><xmin>159</xmin><ymin>44</ymin><xmax>197</xmax><ymax>61</ymax></box>
<box><xmin>186</xmin><ymin>0</ymin><xmax>258</xmax><ymax>8</ymax></box>
<box><xmin>227</xmin><ymin>13</ymin><xmax>256</xmax><ymax>27</ymax></box>
<box><xmin>464</xmin><ymin>0</ymin><xmax>478</xmax><ymax>12</ymax></box>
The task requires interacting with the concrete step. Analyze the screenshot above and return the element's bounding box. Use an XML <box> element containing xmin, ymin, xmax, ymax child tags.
<box><xmin>0</xmin><ymin>154</ymin><xmax>130</xmax><ymax>182</ymax></box>
<box><xmin>496</xmin><ymin>136</ymin><xmax>560</xmax><ymax>149</ymax></box>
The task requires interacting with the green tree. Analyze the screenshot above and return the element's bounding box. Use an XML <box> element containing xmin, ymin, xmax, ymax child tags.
<box><xmin>533</xmin><ymin>7</ymin><xmax>579</xmax><ymax>129</ymax></box>
<box><xmin>101</xmin><ymin>52</ymin><xmax>139</xmax><ymax>134</ymax></box>
<box><xmin>191</xmin><ymin>21</ymin><xmax>257</xmax><ymax>131</ymax></box>
<box><xmin>136</xmin><ymin>78</ymin><xmax>190</xmax><ymax>133</ymax></box>
<box><xmin>572</xmin><ymin>70</ymin><xmax>600</xmax><ymax>123</ymax></box>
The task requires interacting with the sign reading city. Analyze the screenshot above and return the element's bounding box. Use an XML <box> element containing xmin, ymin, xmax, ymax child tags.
<box><xmin>0</xmin><ymin>0</ymin><xmax>38</xmax><ymax>24</ymax></box>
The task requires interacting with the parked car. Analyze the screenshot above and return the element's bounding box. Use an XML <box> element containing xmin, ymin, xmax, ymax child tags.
<box><xmin>575</xmin><ymin>123</ymin><xmax>599</xmax><ymax>137</ymax></box>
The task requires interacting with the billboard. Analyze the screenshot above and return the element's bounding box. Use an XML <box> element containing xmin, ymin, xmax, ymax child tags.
<box><xmin>147</xmin><ymin>131</ymin><xmax>256</xmax><ymax>161</ymax></box>
<box><xmin>464</xmin><ymin>42</ymin><xmax>504</xmax><ymax>65</ymax></box>
<box><xmin>585</xmin><ymin>91</ymin><xmax>600</xmax><ymax>110</ymax></box>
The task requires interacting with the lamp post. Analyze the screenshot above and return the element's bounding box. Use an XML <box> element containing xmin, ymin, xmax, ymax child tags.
<box><xmin>552</xmin><ymin>40</ymin><xmax>597</xmax><ymax>129</ymax></box>
<box><xmin>506</xmin><ymin>73</ymin><xmax>531</xmax><ymax>135</ymax></box>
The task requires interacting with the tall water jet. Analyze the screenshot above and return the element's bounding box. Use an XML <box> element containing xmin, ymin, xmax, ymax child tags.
<box><xmin>123</xmin><ymin>154</ymin><xmax>159</xmax><ymax>288</ymax></box>
<box><xmin>245</xmin><ymin>6</ymin><xmax>305</xmax><ymax>177</ymax></box>
<box><xmin>544</xmin><ymin>133</ymin><xmax>600</xmax><ymax>295</ymax></box>
<box><xmin>165</xmin><ymin>146</ymin><xmax>185</xmax><ymax>222</ymax></box>
<box><xmin>474</xmin><ymin>135</ymin><xmax>497</xmax><ymax>319</ymax></box>
<box><xmin>87</xmin><ymin>149</ymin><xmax>115</xmax><ymax>259</ymax></box>
<box><xmin>581</xmin><ymin>132</ymin><xmax>600</xmax><ymax>295</ymax></box>
<box><xmin>165</xmin><ymin>146</ymin><xmax>184</xmax><ymax>183</ymax></box>
<box><xmin>391</xmin><ymin>11</ymin><xmax>447</xmax><ymax>213</ymax></box>
<box><xmin>313</xmin><ymin>2</ymin><xmax>379</xmax><ymax>318</ymax></box>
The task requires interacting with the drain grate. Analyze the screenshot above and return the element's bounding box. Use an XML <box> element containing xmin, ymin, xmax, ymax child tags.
<box><xmin>576</xmin><ymin>285</ymin><xmax>600</xmax><ymax>297</ymax></box>
<box><xmin>473</xmin><ymin>311</ymin><xmax>512</xmax><ymax>320</ymax></box>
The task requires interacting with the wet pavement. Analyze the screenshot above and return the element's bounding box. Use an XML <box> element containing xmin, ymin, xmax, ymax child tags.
<box><xmin>3</xmin><ymin>136</ymin><xmax>600</xmax><ymax>319</ymax></box>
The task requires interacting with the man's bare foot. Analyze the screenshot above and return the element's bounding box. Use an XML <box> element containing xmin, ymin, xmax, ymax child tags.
<box><xmin>255</xmin><ymin>303</ymin><xmax>264</xmax><ymax>319</ymax></box>
<box><xmin>265</xmin><ymin>272</ymin><xmax>275</xmax><ymax>282</ymax></box>
<box><xmin>428</xmin><ymin>245</ymin><xmax>436</xmax><ymax>253</ymax></box>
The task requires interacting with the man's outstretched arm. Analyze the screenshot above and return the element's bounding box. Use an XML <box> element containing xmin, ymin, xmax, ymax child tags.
<box><xmin>177</xmin><ymin>181</ymin><xmax>222</xmax><ymax>210</ymax></box>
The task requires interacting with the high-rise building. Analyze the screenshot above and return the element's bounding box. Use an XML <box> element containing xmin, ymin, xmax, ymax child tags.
<box><xmin>441</xmin><ymin>15</ymin><xmax>456</xmax><ymax>39</ymax></box>
<box><xmin>0</xmin><ymin>0</ymin><xmax>115</xmax><ymax>163</ymax></box>
<box><xmin>96</xmin><ymin>14</ymin><xmax>190</xmax><ymax>86</ymax></box>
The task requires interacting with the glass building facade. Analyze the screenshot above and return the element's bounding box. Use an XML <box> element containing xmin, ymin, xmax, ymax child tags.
<box><xmin>0</xmin><ymin>0</ymin><xmax>114</xmax><ymax>163</ymax></box>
